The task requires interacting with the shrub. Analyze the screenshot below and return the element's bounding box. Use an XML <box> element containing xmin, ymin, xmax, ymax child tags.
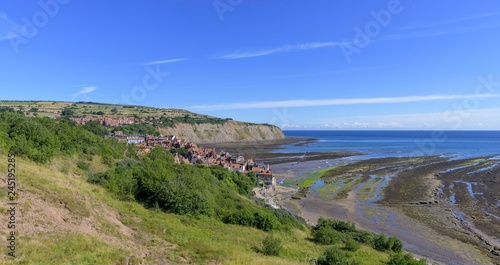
<box><xmin>316</xmin><ymin>217</ymin><xmax>356</xmax><ymax>233</ymax></box>
<box><xmin>76</xmin><ymin>160</ymin><xmax>89</xmax><ymax>171</ymax></box>
<box><xmin>317</xmin><ymin>247</ymin><xmax>348</xmax><ymax>265</ymax></box>
<box><xmin>350</xmin><ymin>230</ymin><xmax>376</xmax><ymax>245</ymax></box>
<box><xmin>312</xmin><ymin>226</ymin><xmax>343</xmax><ymax>245</ymax></box>
<box><xmin>343</xmin><ymin>239</ymin><xmax>361</xmax><ymax>252</ymax></box>
<box><xmin>388</xmin><ymin>236</ymin><xmax>403</xmax><ymax>253</ymax></box>
<box><xmin>262</xmin><ymin>235</ymin><xmax>282</xmax><ymax>256</ymax></box>
<box><xmin>373</xmin><ymin>234</ymin><xmax>388</xmax><ymax>251</ymax></box>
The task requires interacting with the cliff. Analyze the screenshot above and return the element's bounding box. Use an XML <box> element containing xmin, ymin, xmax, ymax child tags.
<box><xmin>157</xmin><ymin>120</ymin><xmax>285</xmax><ymax>144</ymax></box>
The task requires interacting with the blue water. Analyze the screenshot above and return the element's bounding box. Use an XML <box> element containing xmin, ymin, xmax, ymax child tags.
<box><xmin>279</xmin><ymin>130</ymin><xmax>500</xmax><ymax>158</ymax></box>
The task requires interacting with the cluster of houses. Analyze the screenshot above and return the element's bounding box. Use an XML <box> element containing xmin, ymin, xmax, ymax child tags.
<box><xmin>70</xmin><ymin>116</ymin><xmax>136</xmax><ymax>126</ymax></box>
<box><xmin>112</xmin><ymin>132</ymin><xmax>276</xmax><ymax>187</ymax></box>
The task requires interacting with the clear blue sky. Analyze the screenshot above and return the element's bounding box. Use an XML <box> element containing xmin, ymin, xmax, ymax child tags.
<box><xmin>1</xmin><ymin>0</ymin><xmax>500</xmax><ymax>129</ymax></box>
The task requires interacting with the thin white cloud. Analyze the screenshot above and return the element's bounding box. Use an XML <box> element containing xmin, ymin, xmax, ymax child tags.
<box><xmin>319</xmin><ymin>108</ymin><xmax>500</xmax><ymax>130</ymax></box>
<box><xmin>386</xmin><ymin>13</ymin><xmax>500</xmax><ymax>41</ymax></box>
<box><xmin>143</xmin><ymin>58</ymin><xmax>188</xmax><ymax>65</ymax></box>
<box><xmin>0</xmin><ymin>12</ymin><xmax>23</xmax><ymax>41</ymax></box>
<box><xmin>384</xmin><ymin>23</ymin><xmax>500</xmax><ymax>41</ymax></box>
<box><xmin>274</xmin><ymin>65</ymin><xmax>394</xmax><ymax>79</ymax></box>
<box><xmin>217</xmin><ymin>41</ymin><xmax>345</xmax><ymax>59</ymax></box>
<box><xmin>72</xmin><ymin>86</ymin><xmax>97</xmax><ymax>98</ymax></box>
<box><xmin>398</xmin><ymin>13</ymin><xmax>498</xmax><ymax>31</ymax></box>
<box><xmin>191</xmin><ymin>94</ymin><xmax>500</xmax><ymax>111</ymax></box>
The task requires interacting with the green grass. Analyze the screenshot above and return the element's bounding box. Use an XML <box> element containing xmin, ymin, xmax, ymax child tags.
<box><xmin>0</xmin><ymin>154</ymin><xmax>394</xmax><ymax>264</ymax></box>
<box><xmin>11</xmin><ymin>233</ymin><xmax>129</xmax><ymax>265</ymax></box>
<box><xmin>316</xmin><ymin>175</ymin><xmax>362</xmax><ymax>200</ymax></box>
<box><xmin>284</xmin><ymin>168</ymin><xmax>330</xmax><ymax>188</ymax></box>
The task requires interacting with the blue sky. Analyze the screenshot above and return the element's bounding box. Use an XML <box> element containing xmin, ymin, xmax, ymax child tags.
<box><xmin>1</xmin><ymin>0</ymin><xmax>500</xmax><ymax>129</ymax></box>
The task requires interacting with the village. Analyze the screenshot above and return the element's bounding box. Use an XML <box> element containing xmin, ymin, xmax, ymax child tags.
<box><xmin>112</xmin><ymin>132</ymin><xmax>276</xmax><ymax>187</ymax></box>
<box><xmin>69</xmin><ymin>115</ymin><xmax>275</xmax><ymax>187</ymax></box>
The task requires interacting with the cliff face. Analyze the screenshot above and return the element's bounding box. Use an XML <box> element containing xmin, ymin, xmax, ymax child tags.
<box><xmin>157</xmin><ymin>121</ymin><xmax>285</xmax><ymax>144</ymax></box>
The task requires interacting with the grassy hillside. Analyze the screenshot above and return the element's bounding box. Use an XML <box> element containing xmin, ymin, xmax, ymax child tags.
<box><xmin>0</xmin><ymin>153</ymin><xmax>397</xmax><ymax>265</ymax></box>
<box><xmin>0</xmin><ymin>100</ymin><xmax>233</xmax><ymax>122</ymax></box>
<box><xmin>0</xmin><ymin>110</ymin><xmax>424</xmax><ymax>264</ymax></box>
<box><xmin>0</xmin><ymin>101</ymin><xmax>284</xmax><ymax>143</ymax></box>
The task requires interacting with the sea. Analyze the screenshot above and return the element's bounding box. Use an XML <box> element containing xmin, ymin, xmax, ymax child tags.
<box><xmin>279</xmin><ymin>130</ymin><xmax>500</xmax><ymax>159</ymax></box>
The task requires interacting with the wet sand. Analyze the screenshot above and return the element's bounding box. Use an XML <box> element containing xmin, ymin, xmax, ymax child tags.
<box><xmin>205</xmin><ymin>138</ymin><xmax>360</xmax><ymax>165</ymax></box>
<box><xmin>271</xmin><ymin>156</ymin><xmax>500</xmax><ymax>265</ymax></box>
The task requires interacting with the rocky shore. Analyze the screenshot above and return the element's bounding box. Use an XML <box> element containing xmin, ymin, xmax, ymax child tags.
<box><xmin>265</xmin><ymin>154</ymin><xmax>500</xmax><ymax>265</ymax></box>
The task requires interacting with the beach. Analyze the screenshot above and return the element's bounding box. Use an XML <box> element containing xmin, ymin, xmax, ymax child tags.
<box><xmin>227</xmin><ymin>137</ymin><xmax>500</xmax><ymax>265</ymax></box>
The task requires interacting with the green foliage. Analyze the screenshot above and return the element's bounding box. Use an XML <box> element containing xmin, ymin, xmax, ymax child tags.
<box><xmin>374</xmin><ymin>234</ymin><xmax>388</xmax><ymax>251</ymax></box>
<box><xmin>343</xmin><ymin>239</ymin><xmax>361</xmax><ymax>252</ymax></box>
<box><xmin>83</xmin><ymin>121</ymin><xmax>109</xmax><ymax>136</ymax></box>
<box><xmin>262</xmin><ymin>235</ymin><xmax>282</xmax><ymax>256</ymax></box>
<box><xmin>386</xmin><ymin>253</ymin><xmax>427</xmax><ymax>265</ymax></box>
<box><xmin>8</xmin><ymin>116</ymin><xmax>59</xmax><ymax>163</ymax></box>
<box><xmin>170</xmin><ymin>146</ymin><xmax>189</xmax><ymax>158</ymax></box>
<box><xmin>373</xmin><ymin>234</ymin><xmax>403</xmax><ymax>252</ymax></box>
<box><xmin>61</xmin><ymin>107</ymin><xmax>75</xmax><ymax>117</ymax></box>
<box><xmin>316</xmin><ymin>217</ymin><xmax>357</xmax><ymax>233</ymax></box>
<box><xmin>0</xmin><ymin>112</ymin><xmax>302</xmax><ymax>233</ymax></box>
<box><xmin>76</xmin><ymin>160</ymin><xmax>90</xmax><ymax>171</ymax></box>
<box><xmin>317</xmin><ymin>247</ymin><xmax>349</xmax><ymax>265</ymax></box>
<box><xmin>312</xmin><ymin>226</ymin><xmax>343</xmax><ymax>245</ymax></box>
<box><xmin>0</xmin><ymin>106</ymin><xmax>15</xmax><ymax>112</ymax></box>
<box><xmin>89</xmin><ymin>147</ymin><xmax>301</xmax><ymax>232</ymax></box>
<box><xmin>388</xmin><ymin>237</ymin><xmax>403</xmax><ymax>253</ymax></box>
<box><xmin>312</xmin><ymin>217</ymin><xmax>357</xmax><ymax>245</ymax></box>
<box><xmin>350</xmin><ymin>230</ymin><xmax>376</xmax><ymax>246</ymax></box>
<box><xmin>113</xmin><ymin>123</ymin><xmax>159</xmax><ymax>136</ymax></box>
<box><xmin>0</xmin><ymin>112</ymin><xmax>126</xmax><ymax>163</ymax></box>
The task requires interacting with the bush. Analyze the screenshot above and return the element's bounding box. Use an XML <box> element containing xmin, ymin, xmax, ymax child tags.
<box><xmin>350</xmin><ymin>230</ymin><xmax>376</xmax><ymax>245</ymax></box>
<box><xmin>76</xmin><ymin>160</ymin><xmax>89</xmax><ymax>171</ymax></box>
<box><xmin>374</xmin><ymin>234</ymin><xmax>388</xmax><ymax>251</ymax></box>
<box><xmin>262</xmin><ymin>235</ymin><xmax>282</xmax><ymax>256</ymax></box>
<box><xmin>343</xmin><ymin>239</ymin><xmax>361</xmax><ymax>252</ymax></box>
<box><xmin>316</xmin><ymin>217</ymin><xmax>356</xmax><ymax>233</ymax></box>
<box><xmin>373</xmin><ymin>234</ymin><xmax>404</xmax><ymax>252</ymax></box>
<box><xmin>388</xmin><ymin>236</ymin><xmax>403</xmax><ymax>253</ymax></box>
<box><xmin>317</xmin><ymin>247</ymin><xmax>348</xmax><ymax>265</ymax></box>
<box><xmin>312</xmin><ymin>226</ymin><xmax>343</xmax><ymax>245</ymax></box>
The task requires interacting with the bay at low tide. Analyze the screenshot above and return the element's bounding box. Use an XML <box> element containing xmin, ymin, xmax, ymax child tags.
<box><xmin>278</xmin><ymin>130</ymin><xmax>500</xmax><ymax>158</ymax></box>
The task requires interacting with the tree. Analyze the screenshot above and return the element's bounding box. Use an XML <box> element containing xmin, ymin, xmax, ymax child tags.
<box><xmin>262</xmin><ymin>235</ymin><xmax>282</xmax><ymax>256</ymax></box>
<box><xmin>61</xmin><ymin>107</ymin><xmax>75</xmax><ymax>117</ymax></box>
<box><xmin>83</xmin><ymin>121</ymin><xmax>108</xmax><ymax>136</ymax></box>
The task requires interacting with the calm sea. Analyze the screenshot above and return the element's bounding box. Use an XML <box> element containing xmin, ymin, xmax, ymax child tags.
<box><xmin>280</xmin><ymin>130</ymin><xmax>500</xmax><ymax>158</ymax></box>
